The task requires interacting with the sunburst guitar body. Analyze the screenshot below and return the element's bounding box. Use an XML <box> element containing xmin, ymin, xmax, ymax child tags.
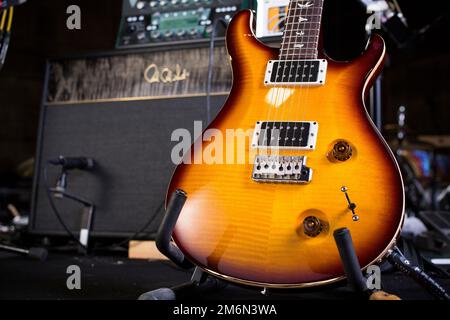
<box><xmin>167</xmin><ymin>3</ymin><xmax>405</xmax><ymax>288</ymax></box>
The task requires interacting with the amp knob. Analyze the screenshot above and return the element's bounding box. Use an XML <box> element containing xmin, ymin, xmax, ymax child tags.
<box><xmin>189</xmin><ymin>28</ymin><xmax>198</xmax><ymax>36</ymax></box>
<box><xmin>176</xmin><ymin>29</ymin><xmax>186</xmax><ymax>37</ymax></box>
<box><xmin>150</xmin><ymin>30</ymin><xmax>161</xmax><ymax>39</ymax></box>
<box><xmin>164</xmin><ymin>30</ymin><xmax>174</xmax><ymax>38</ymax></box>
<box><xmin>329</xmin><ymin>140</ymin><xmax>353</xmax><ymax>162</ymax></box>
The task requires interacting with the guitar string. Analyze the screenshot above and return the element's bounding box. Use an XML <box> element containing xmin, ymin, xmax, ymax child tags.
<box><xmin>284</xmin><ymin>0</ymin><xmax>309</xmax><ymax>166</ymax></box>
<box><xmin>279</xmin><ymin>0</ymin><xmax>303</xmax><ymax>155</ymax></box>
<box><xmin>266</xmin><ymin>0</ymin><xmax>294</xmax><ymax>158</ymax></box>
<box><xmin>301</xmin><ymin>0</ymin><xmax>323</xmax><ymax>144</ymax></box>
<box><xmin>293</xmin><ymin>0</ymin><xmax>310</xmax><ymax>140</ymax></box>
<box><xmin>287</xmin><ymin>0</ymin><xmax>306</xmax><ymax>157</ymax></box>
<box><xmin>277</xmin><ymin>0</ymin><xmax>298</xmax><ymax>150</ymax></box>
<box><xmin>269</xmin><ymin>0</ymin><xmax>295</xmax><ymax>159</ymax></box>
<box><xmin>277</xmin><ymin>0</ymin><xmax>305</xmax><ymax>177</ymax></box>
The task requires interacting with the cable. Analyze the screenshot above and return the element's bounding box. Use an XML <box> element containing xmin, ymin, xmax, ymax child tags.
<box><xmin>387</xmin><ymin>248</ymin><xmax>450</xmax><ymax>301</ymax></box>
<box><xmin>43</xmin><ymin>162</ymin><xmax>87</xmax><ymax>249</ymax></box>
<box><xmin>43</xmin><ymin>161</ymin><xmax>165</xmax><ymax>251</ymax></box>
<box><xmin>102</xmin><ymin>200</ymin><xmax>164</xmax><ymax>250</ymax></box>
<box><xmin>206</xmin><ymin>17</ymin><xmax>229</xmax><ymax>123</ymax></box>
<box><xmin>0</xmin><ymin>10</ymin><xmax>7</xmax><ymax>31</ymax></box>
<box><xmin>6</xmin><ymin>6</ymin><xmax>13</xmax><ymax>32</ymax></box>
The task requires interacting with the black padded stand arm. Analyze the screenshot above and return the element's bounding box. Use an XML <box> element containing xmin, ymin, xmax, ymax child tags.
<box><xmin>333</xmin><ymin>228</ymin><xmax>370</xmax><ymax>295</ymax></box>
<box><xmin>156</xmin><ymin>190</ymin><xmax>194</xmax><ymax>269</ymax></box>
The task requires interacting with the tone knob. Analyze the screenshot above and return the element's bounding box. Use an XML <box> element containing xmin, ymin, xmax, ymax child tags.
<box><xmin>303</xmin><ymin>216</ymin><xmax>323</xmax><ymax>238</ymax></box>
<box><xmin>330</xmin><ymin>140</ymin><xmax>353</xmax><ymax>162</ymax></box>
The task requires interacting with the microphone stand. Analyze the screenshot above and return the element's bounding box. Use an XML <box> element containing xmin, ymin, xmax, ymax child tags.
<box><xmin>45</xmin><ymin>164</ymin><xmax>96</xmax><ymax>253</ymax></box>
<box><xmin>49</xmin><ymin>187</ymin><xmax>95</xmax><ymax>253</ymax></box>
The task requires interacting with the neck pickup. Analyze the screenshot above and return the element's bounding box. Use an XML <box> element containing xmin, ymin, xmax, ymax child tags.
<box><xmin>264</xmin><ymin>59</ymin><xmax>327</xmax><ymax>86</ymax></box>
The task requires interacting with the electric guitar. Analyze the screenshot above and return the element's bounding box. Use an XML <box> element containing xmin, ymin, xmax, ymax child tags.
<box><xmin>167</xmin><ymin>0</ymin><xmax>405</xmax><ymax>288</ymax></box>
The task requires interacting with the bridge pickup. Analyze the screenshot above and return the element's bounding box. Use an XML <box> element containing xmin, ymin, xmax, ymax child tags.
<box><xmin>264</xmin><ymin>59</ymin><xmax>327</xmax><ymax>86</ymax></box>
<box><xmin>252</xmin><ymin>155</ymin><xmax>312</xmax><ymax>184</ymax></box>
<box><xmin>251</xmin><ymin>121</ymin><xmax>318</xmax><ymax>150</ymax></box>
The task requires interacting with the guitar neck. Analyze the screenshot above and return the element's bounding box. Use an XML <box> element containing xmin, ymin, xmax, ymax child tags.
<box><xmin>279</xmin><ymin>0</ymin><xmax>325</xmax><ymax>60</ymax></box>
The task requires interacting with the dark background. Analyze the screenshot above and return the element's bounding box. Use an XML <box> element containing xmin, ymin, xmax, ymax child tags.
<box><xmin>0</xmin><ymin>0</ymin><xmax>449</xmax><ymax>175</ymax></box>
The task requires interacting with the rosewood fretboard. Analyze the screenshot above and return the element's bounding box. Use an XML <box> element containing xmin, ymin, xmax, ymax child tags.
<box><xmin>279</xmin><ymin>0</ymin><xmax>324</xmax><ymax>60</ymax></box>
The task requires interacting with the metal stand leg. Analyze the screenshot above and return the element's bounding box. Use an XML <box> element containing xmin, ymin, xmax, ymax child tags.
<box><xmin>0</xmin><ymin>243</ymin><xmax>48</xmax><ymax>261</ymax></box>
<box><xmin>138</xmin><ymin>267</ymin><xmax>226</xmax><ymax>300</ymax></box>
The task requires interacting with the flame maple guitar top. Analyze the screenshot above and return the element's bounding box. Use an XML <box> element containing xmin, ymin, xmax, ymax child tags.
<box><xmin>167</xmin><ymin>10</ymin><xmax>405</xmax><ymax>288</ymax></box>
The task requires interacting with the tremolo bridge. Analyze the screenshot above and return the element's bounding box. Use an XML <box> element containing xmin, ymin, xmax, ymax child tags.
<box><xmin>251</xmin><ymin>121</ymin><xmax>317</xmax><ymax>184</ymax></box>
<box><xmin>264</xmin><ymin>59</ymin><xmax>327</xmax><ymax>86</ymax></box>
<box><xmin>252</xmin><ymin>155</ymin><xmax>312</xmax><ymax>184</ymax></box>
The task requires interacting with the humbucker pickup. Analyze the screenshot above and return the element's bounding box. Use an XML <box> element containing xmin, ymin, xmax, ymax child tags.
<box><xmin>251</xmin><ymin>121</ymin><xmax>318</xmax><ymax>150</ymax></box>
<box><xmin>252</xmin><ymin>155</ymin><xmax>312</xmax><ymax>184</ymax></box>
<box><xmin>264</xmin><ymin>59</ymin><xmax>327</xmax><ymax>86</ymax></box>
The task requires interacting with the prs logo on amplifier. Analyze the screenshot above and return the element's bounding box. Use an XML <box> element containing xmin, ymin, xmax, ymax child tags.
<box><xmin>144</xmin><ymin>63</ymin><xmax>190</xmax><ymax>84</ymax></box>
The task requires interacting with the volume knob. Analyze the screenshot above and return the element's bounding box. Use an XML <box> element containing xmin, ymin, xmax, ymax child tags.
<box><xmin>330</xmin><ymin>140</ymin><xmax>353</xmax><ymax>162</ymax></box>
<box><xmin>303</xmin><ymin>216</ymin><xmax>323</xmax><ymax>238</ymax></box>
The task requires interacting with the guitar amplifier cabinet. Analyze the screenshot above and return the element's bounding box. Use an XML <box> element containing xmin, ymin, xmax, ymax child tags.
<box><xmin>30</xmin><ymin>44</ymin><xmax>232</xmax><ymax>238</ymax></box>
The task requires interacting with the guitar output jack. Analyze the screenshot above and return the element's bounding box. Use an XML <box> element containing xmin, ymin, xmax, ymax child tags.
<box><xmin>303</xmin><ymin>216</ymin><xmax>323</xmax><ymax>238</ymax></box>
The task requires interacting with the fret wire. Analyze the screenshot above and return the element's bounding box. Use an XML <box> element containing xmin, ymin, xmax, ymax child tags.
<box><xmin>284</xmin><ymin>30</ymin><xmax>320</xmax><ymax>32</ymax></box>
<box><xmin>279</xmin><ymin>0</ymin><xmax>299</xmax><ymax>64</ymax></box>
<box><xmin>281</xmin><ymin>53</ymin><xmax>318</xmax><ymax>56</ymax></box>
<box><xmin>286</xmin><ymin>14</ymin><xmax>323</xmax><ymax>19</ymax></box>
<box><xmin>279</xmin><ymin>0</ymin><xmax>297</xmax><ymax>51</ymax></box>
<box><xmin>282</xmin><ymin>36</ymin><xmax>320</xmax><ymax>38</ymax></box>
<box><xmin>288</xmin><ymin>0</ymin><xmax>304</xmax><ymax>63</ymax></box>
<box><xmin>281</xmin><ymin>47</ymin><xmax>319</xmax><ymax>51</ymax></box>
<box><xmin>285</xmin><ymin>48</ymin><xmax>317</xmax><ymax>54</ymax></box>
<box><xmin>280</xmin><ymin>0</ymin><xmax>324</xmax><ymax>59</ymax></box>
<box><xmin>283</xmin><ymin>42</ymin><xmax>320</xmax><ymax>46</ymax></box>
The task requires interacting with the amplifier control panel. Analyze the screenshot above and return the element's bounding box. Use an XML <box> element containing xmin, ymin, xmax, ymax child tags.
<box><xmin>117</xmin><ymin>0</ymin><xmax>249</xmax><ymax>48</ymax></box>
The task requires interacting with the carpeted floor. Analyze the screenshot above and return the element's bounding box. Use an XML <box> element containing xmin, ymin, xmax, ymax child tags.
<box><xmin>0</xmin><ymin>251</ymin><xmax>449</xmax><ymax>300</ymax></box>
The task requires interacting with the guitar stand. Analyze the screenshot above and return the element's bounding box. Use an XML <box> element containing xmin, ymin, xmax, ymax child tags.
<box><xmin>139</xmin><ymin>189</ymin><xmax>450</xmax><ymax>300</ymax></box>
<box><xmin>334</xmin><ymin>228</ymin><xmax>450</xmax><ymax>300</ymax></box>
<box><xmin>0</xmin><ymin>242</ymin><xmax>48</xmax><ymax>261</ymax></box>
<box><xmin>139</xmin><ymin>190</ymin><xmax>226</xmax><ymax>300</ymax></box>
